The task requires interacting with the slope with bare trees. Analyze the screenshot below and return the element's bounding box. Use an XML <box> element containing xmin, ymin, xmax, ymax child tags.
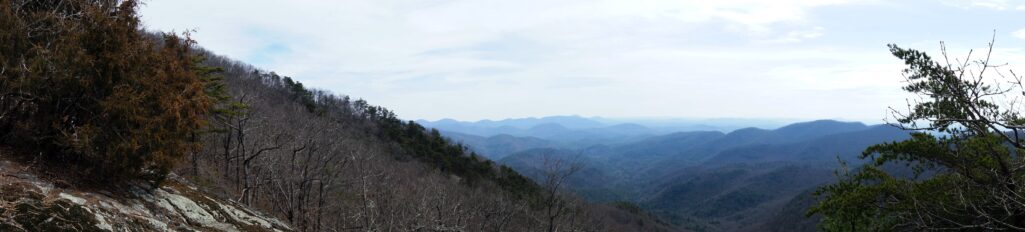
<box><xmin>180</xmin><ymin>49</ymin><xmax>672</xmax><ymax>231</ymax></box>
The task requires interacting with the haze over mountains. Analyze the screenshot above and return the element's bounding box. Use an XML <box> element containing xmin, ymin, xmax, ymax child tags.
<box><xmin>6</xmin><ymin>0</ymin><xmax>1020</xmax><ymax>230</ymax></box>
<box><xmin>417</xmin><ymin>116</ymin><xmax>798</xmax><ymax>158</ymax></box>
<box><xmin>420</xmin><ymin>116</ymin><xmax>911</xmax><ymax>231</ymax></box>
<box><xmin>418</xmin><ymin>116</ymin><xmax>795</xmax><ymax>133</ymax></box>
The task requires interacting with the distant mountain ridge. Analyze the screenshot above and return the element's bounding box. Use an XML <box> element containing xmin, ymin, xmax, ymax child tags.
<box><xmin>417</xmin><ymin>115</ymin><xmax>607</xmax><ymax>132</ymax></box>
<box><xmin>441</xmin><ymin>119</ymin><xmax>910</xmax><ymax>231</ymax></box>
<box><xmin>418</xmin><ymin>116</ymin><xmax>800</xmax><ymax>137</ymax></box>
<box><xmin>421</xmin><ymin>116</ymin><xmax>807</xmax><ymax>156</ymax></box>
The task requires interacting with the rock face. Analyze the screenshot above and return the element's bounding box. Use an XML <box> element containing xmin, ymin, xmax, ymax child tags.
<box><xmin>0</xmin><ymin>159</ymin><xmax>292</xmax><ymax>232</ymax></box>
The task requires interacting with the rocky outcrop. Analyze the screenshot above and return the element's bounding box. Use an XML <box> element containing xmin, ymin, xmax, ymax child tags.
<box><xmin>0</xmin><ymin>159</ymin><xmax>292</xmax><ymax>232</ymax></box>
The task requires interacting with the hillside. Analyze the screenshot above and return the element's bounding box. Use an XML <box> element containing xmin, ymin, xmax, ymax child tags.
<box><xmin>0</xmin><ymin>150</ymin><xmax>290</xmax><ymax>231</ymax></box>
<box><xmin>0</xmin><ymin>1</ymin><xmax>668</xmax><ymax>230</ymax></box>
<box><xmin>167</xmin><ymin>48</ymin><xmax>674</xmax><ymax>231</ymax></box>
<box><xmin>487</xmin><ymin>120</ymin><xmax>911</xmax><ymax>231</ymax></box>
<box><xmin>440</xmin><ymin>131</ymin><xmax>558</xmax><ymax>160</ymax></box>
<box><xmin>703</xmin><ymin>125</ymin><xmax>907</xmax><ymax>165</ymax></box>
<box><xmin>5</xmin><ymin>0</ymin><xmax>1017</xmax><ymax>231</ymax></box>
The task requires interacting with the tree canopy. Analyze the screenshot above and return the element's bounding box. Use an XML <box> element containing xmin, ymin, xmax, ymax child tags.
<box><xmin>810</xmin><ymin>39</ymin><xmax>1025</xmax><ymax>231</ymax></box>
<box><xmin>0</xmin><ymin>0</ymin><xmax>212</xmax><ymax>184</ymax></box>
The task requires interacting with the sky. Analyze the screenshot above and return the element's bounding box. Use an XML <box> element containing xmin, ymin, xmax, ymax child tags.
<box><xmin>139</xmin><ymin>0</ymin><xmax>1025</xmax><ymax>122</ymax></box>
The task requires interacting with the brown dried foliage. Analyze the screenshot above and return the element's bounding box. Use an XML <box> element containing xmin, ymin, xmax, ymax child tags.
<box><xmin>0</xmin><ymin>0</ymin><xmax>210</xmax><ymax>184</ymax></box>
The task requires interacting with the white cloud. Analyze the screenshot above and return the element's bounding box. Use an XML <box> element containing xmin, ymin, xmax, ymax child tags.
<box><xmin>1015</xmin><ymin>29</ymin><xmax>1025</xmax><ymax>39</ymax></box>
<box><xmin>764</xmin><ymin>27</ymin><xmax>825</xmax><ymax>44</ymax></box>
<box><xmin>942</xmin><ymin>0</ymin><xmax>1016</xmax><ymax>10</ymax></box>
<box><xmin>138</xmin><ymin>0</ymin><xmax>1021</xmax><ymax>122</ymax></box>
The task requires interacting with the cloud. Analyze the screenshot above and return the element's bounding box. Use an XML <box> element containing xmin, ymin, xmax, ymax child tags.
<box><xmin>764</xmin><ymin>27</ymin><xmax>825</xmax><ymax>44</ymax></box>
<box><xmin>1015</xmin><ymin>29</ymin><xmax>1025</xmax><ymax>40</ymax></box>
<box><xmin>140</xmin><ymin>0</ymin><xmax>858</xmax><ymax>84</ymax></box>
<box><xmin>942</xmin><ymin>0</ymin><xmax>1017</xmax><ymax>10</ymax></box>
<box><xmin>138</xmin><ymin>0</ymin><xmax>1023</xmax><ymax>122</ymax></box>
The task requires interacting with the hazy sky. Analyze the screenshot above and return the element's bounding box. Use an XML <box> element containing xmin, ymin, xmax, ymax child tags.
<box><xmin>140</xmin><ymin>0</ymin><xmax>1025</xmax><ymax>122</ymax></box>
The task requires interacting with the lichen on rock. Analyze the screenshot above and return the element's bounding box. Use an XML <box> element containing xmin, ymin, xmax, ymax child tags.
<box><xmin>0</xmin><ymin>159</ymin><xmax>292</xmax><ymax>232</ymax></box>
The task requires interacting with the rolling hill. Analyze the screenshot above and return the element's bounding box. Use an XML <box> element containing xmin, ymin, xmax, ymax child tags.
<box><xmin>465</xmin><ymin>119</ymin><xmax>911</xmax><ymax>231</ymax></box>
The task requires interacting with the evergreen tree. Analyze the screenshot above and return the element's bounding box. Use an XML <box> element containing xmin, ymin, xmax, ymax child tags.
<box><xmin>810</xmin><ymin>40</ymin><xmax>1025</xmax><ymax>231</ymax></box>
<box><xmin>0</xmin><ymin>0</ymin><xmax>212</xmax><ymax>185</ymax></box>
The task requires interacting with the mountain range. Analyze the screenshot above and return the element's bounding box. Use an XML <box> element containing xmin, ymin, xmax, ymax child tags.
<box><xmin>417</xmin><ymin>116</ymin><xmax>800</xmax><ymax>159</ymax></box>
<box><xmin>424</xmin><ymin>118</ymin><xmax>911</xmax><ymax>231</ymax></box>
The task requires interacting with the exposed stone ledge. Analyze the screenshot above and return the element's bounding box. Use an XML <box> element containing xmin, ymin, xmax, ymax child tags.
<box><xmin>0</xmin><ymin>159</ymin><xmax>292</xmax><ymax>232</ymax></box>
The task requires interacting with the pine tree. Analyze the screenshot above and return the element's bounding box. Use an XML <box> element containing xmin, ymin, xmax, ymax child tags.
<box><xmin>810</xmin><ymin>40</ymin><xmax>1025</xmax><ymax>231</ymax></box>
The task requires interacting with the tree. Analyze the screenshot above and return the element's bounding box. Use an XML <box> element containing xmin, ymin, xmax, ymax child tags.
<box><xmin>538</xmin><ymin>153</ymin><xmax>583</xmax><ymax>232</ymax></box>
<box><xmin>188</xmin><ymin>54</ymin><xmax>229</xmax><ymax>176</ymax></box>
<box><xmin>0</xmin><ymin>0</ymin><xmax>211</xmax><ymax>184</ymax></box>
<box><xmin>810</xmin><ymin>37</ymin><xmax>1025</xmax><ymax>231</ymax></box>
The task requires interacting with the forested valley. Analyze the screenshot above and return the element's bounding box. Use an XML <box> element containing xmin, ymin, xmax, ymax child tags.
<box><xmin>0</xmin><ymin>0</ymin><xmax>670</xmax><ymax>231</ymax></box>
<box><xmin>3</xmin><ymin>0</ymin><xmax>1025</xmax><ymax>232</ymax></box>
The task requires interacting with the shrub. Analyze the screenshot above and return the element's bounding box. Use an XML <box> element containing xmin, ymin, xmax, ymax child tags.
<box><xmin>0</xmin><ymin>0</ymin><xmax>211</xmax><ymax>184</ymax></box>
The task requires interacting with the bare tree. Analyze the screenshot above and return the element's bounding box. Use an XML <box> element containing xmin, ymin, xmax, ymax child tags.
<box><xmin>538</xmin><ymin>153</ymin><xmax>584</xmax><ymax>232</ymax></box>
<box><xmin>172</xmin><ymin>51</ymin><xmax>640</xmax><ymax>232</ymax></box>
